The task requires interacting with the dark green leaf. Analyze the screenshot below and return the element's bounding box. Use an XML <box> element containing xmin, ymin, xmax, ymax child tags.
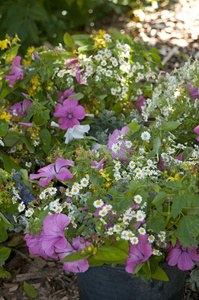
<box><xmin>160</xmin><ymin>121</ymin><xmax>181</xmax><ymax>131</ymax></box>
<box><xmin>0</xmin><ymin>153</ymin><xmax>21</xmax><ymax>172</ymax></box>
<box><xmin>172</xmin><ymin>194</ymin><xmax>186</xmax><ymax>219</ymax></box>
<box><xmin>0</xmin><ymin>247</ymin><xmax>11</xmax><ymax>264</ymax></box>
<box><xmin>128</xmin><ymin>120</ymin><xmax>141</xmax><ymax>134</ymax></box>
<box><xmin>68</xmin><ymin>92</ymin><xmax>84</xmax><ymax>100</ymax></box>
<box><xmin>177</xmin><ymin>215</ymin><xmax>199</xmax><ymax>247</ymax></box>
<box><xmin>151</xmin><ymin>266</ymin><xmax>169</xmax><ymax>281</ymax></box>
<box><xmin>60</xmin><ymin>251</ymin><xmax>91</xmax><ymax>262</ymax></box>
<box><xmin>0</xmin><ymin>213</ymin><xmax>13</xmax><ymax>228</ymax></box>
<box><xmin>63</xmin><ymin>32</ymin><xmax>75</xmax><ymax>48</ymax></box>
<box><xmin>163</xmin><ymin>180</ymin><xmax>183</xmax><ymax>190</ymax></box>
<box><xmin>0</xmin><ymin>120</ymin><xmax>8</xmax><ymax>137</ymax></box>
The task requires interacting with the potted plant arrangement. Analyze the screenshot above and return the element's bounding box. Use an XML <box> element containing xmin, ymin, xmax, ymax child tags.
<box><xmin>1</xmin><ymin>32</ymin><xmax>199</xmax><ymax>299</ymax></box>
<box><xmin>9</xmin><ymin>118</ymin><xmax>199</xmax><ymax>299</ymax></box>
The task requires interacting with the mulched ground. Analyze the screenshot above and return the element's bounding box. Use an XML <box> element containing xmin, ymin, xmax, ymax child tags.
<box><xmin>1</xmin><ymin>0</ymin><xmax>199</xmax><ymax>299</ymax></box>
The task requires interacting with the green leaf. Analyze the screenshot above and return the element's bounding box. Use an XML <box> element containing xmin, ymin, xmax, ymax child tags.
<box><xmin>163</xmin><ymin>180</ymin><xmax>183</xmax><ymax>190</ymax></box>
<box><xmin>29</xmin><ymin>4</ymin><xmax>47</xmax><ymax>21</ymax></box>
<box><xmin>0</xmin><ymin>226</ymin><xmax>8</xmax><ymax>243</ymax></box>
<box><xmin>0</xmin><ymin>213</ymin><xmax>13</xmax><ymax>228</ymax></box>
<box><xmin>152</xmin><ymin>191</ymin><xmax>167</xmax><ymax>212</ymax></box>
<box><xmin>39</xmin><ymin>129</ymin><xmax>52</xmax><ymax>154</ymax></box>
<box><xmin>177</xmin><ymin>215</ymin><xmax>199</xmax><ymax>247</ymax></box>
<box><xmin>112</xmin><ymin>240</ymin><xmax>129</xmax><ymax>254</ymax></box>
<box><xmin>160</xmin><ymin>121</ymin><xmax>181</xmax><ymax>131</ymax></box>
<box><xmin>0</xmin><ymin>153</ymin><xmax>21</xmax><ymax>172</ymax></box>
<box><xmin>128</xmin><ymin>120</ymin><xmax>141</xmax><ymax>134</ymax></box>
<box><xmin>151</xmin><ymin>266</ymin><xmax>169</xmax><ymax>281</ymax></box>
<box><xmin>0</xmin><ymin>247</ymin><xmax>11</xmax><ymax>264</ymax></box>
<box><xmin>23</xmin><ymin>281</ymin><xmax>38</xmax><ymax>299</ymax></box>
<box><xmin>89</xmin><ymin>175</ymin><xmax>104</xmax><ymax>187</ymax></box>
<box><xmin>94</xmin><ymin>245</ymin><xmax>129</xmax><ymax>262</ymax></box>
<box><xmin>147</xmin><ymin>214</ymin><xmax>165</xmax><ymax>233</ymax></box>
<box><xmin>68</xmin><ymin>92</ymin><xmax>84</xmax><ymax>100</ymax></box>
<box><xmin>4</xmin><ymin>132</ymin><xmax>34</xmax><ymax>153</ymax></box>
<box><xmin>63</xmin><ymin>32</ymin><xmax>75</xmax><ymax>48</ymax></box>
<box><xmin>172</xmin><ymin>194</ymin><xmax>186</xmax><ymax>219</ymax></box>
<box><xmin>0</xmin><ymin>120</ymin><xmax>8</xmax><ymax>137</ymax></box>
<box><xmin>60</xmin><ymin>251</ymin><xmax>91</xmax><ymax>262</ymax></box>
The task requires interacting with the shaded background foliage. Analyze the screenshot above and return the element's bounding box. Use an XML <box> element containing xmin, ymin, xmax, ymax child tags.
<box><xmin>0</xmin><ymin>0</ymin><xmax>154</xmax><ymax>51</ymax></box>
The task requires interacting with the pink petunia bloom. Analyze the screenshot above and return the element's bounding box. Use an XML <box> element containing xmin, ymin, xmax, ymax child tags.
<box><xmin>187</xmin><ymin>83</ymin><xmax>199</xmax><ymax>100</ymax></box>
<box><xmin>30</xmin><ymin>158</ymin><xmax>73</xmax><ymax>187</ymax></box>
<box><xmin>40</xmin><ymin>214</ymin><xmax>70</xmax><ymax>258</ymax></box>
<box><xmin>91</xmin><ymin>157</ymin><xmax>105</xmax><ymax>170</ymax></box>
<box><xmin>4</xmin><ymin>56</ymin><xmax>24</xmax><ymax>88</ymax></box>
<box><xmin>33</xmin><ymin>51</ymin><xmax>40</xmax><ymax>60</ymax></box>
<box><xmin>194</xmin><ymin>125</ymin><xmax>199</xmax><ymax>141</ymax></box>
<box><xmin>167</xmin><ymin>240</ymin><xmax>199</xmax><ymax>271</ymax></box>
<box><xmin>57</xmin><ymin>237</ymin><xmax>91</xmax><ymax>273</ymax></box>
<box><xmin>54</xmin><ymin>98</ymin><xmax>85</xmax><ymax>130</ymax></box>
<box><xmin>57</xmin><ymin>89</ymin><xmax>76</xmax><ymax>103</ymax></box>
<box><xmin>125</xmin><ymin>234</ymin><xmax>152</xmax><ymax>273</ymax></box>
<box><xmin>133</xmin><ymin>95</ymin><xmax>146</xmax><ymax>114</ymax></box>
<box><xmin>9</xmin><ymin>99</ymin><xmax>32</xmax><ymax>117</ymax></box>
<box><xmin>107</xmin><ymin>126</ymin><xmax>130</xmax><ymax>161</ymax></box>
<box><xmin>66</xmin><ymin>58</ymin><xmax>79</xmax><ymax>67</ymax></box>
<box><xmin>24</xmin><ymin>231</ymin><xmax>48</xmax><ymax>259</ymax></box>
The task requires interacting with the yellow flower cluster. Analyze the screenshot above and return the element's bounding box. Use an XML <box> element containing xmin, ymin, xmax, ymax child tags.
<box><xmin>0</xmin><ymin>111</ymin><xmax>12</xmax><ymax>122</ymax></box>
<box><xmin>28</xmin><ymin>74</ymin><xmax>41</xmax><ymax>96</ymax></box>
<box><xmin>93</xmin><ymin>30</ymin><xmax>107</xmax><ymax>48</ymax></box>
<box><xmin>0</xmin><ymin>40</ymin><xmax>8</xmax><ymax>50</ymax></box>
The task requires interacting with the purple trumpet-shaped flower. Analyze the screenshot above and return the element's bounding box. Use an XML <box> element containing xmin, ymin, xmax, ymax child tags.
<box><xmin>125</xmin><ymin>234</ymin><xmax>152</xmax><ymax>273</ymax></box>
<box><xmin>57</xmin><ymin>89</ymin><xmax>76</xmax><ymax>103</ymax></box>
<box><xmin>4</xmin><ymin>56</ymin><xmax>24</xmax><ymax>88</ymax></box>
<box><xmin>30</xmin><ymin>158</ymin><xmax>73</xmax><ymax>187</ymax></box>
<box><xmin>24</xmin><ymin>231</ymin><xmax>48</xmax><ymax>259</ymax></box>
<box><xmin>57</xmin><ymin>237</ymin><xmax>91</xmax><ymax>273</ymax></box>
<box><xmin>54</xmin><ymin>98</ymin><xmax>85</xmax><ymax>130</ymax></box>
<box><xmin>167</xmin><ymin>240</ymin><xmax>199</xmax><ymax>271</ymax></box>
<box><xmin>66</xmin><ymin>58</ymin><xmax>79</xmax><ymax>67</ymax></box>
<box><xmin>133</xmin><ymin>95</ymin><xmax>146</xmax><ymax>114</ymax></box>
<box><xmin>91</xmin><ymin>157</ymin><xmax>105</xmax><ymax>170</ymax></box>
<box><xmin>9</xmin><ymin>99</ymin><xmax>32</xmax><ymax>118</ymax></box>
<box><xmin>40</xmin><ymin>214</ymin><xmax>70</xmax><ymax>258</ymax></box>
<box><xmin>187</xmin><ymin>83</ymin><xmax>199</xmax><ymax>100</ymax></box>
<box><xmin>107</xmin><ymin>126</ymin><xmax>130</xmax><ymax>161</ymax></box>
<box><xmin>194</xmin><ymin>125</ymin><xmax>199</xmax><ymax>142</ymax></box>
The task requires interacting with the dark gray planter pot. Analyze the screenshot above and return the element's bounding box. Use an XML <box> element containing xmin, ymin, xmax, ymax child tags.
<box><xmin>77</xmin><ymin>262</ymin><xmax>187</xmax><ymax>300</ymax></box>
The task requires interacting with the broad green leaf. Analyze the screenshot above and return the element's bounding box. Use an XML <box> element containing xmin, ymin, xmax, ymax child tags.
<box><xmin>172</xmin><ymin>194</ymin><xmax>186</xmax><ymax>219</ymax></box>
<box><xmin>60</xmin><ymin>251</ymin><xmax>91</xmax><ymax>262</ymax></box>
<box><xmin>177</xmin><ymin>215</ymin><xmax>199</xmax><ymax>247</ymax></box>
<box><xmin>0</xmin><ymin>120</ymin><xmax>8</xmax><ymax>137</ymax></box>
<box><xmin>160</xmin><ymin>121</ymin><xmax>181</xmax><ymax>131</ymax></box>
<box><xmin>39</xmin><ymin>129</ymin><xmax>52</xmax><ymax>154</ymax></box>
<box><xmin>0</xmin><ymin>213</ymin><xmax>13</xmax><ymax>228</ymax></box>
<box><xmin>147</xmin><ymin>214</ymin><xmax>165</xmax><ymax>233</ymax></box>
<box><xmin>0</xmin><ymin>226</ymin><xmax>8</xmax><ymax>243</ymax></box>
<box><xmin>88</xmin><ymin>256</ymin><xmax>105</xmax><ymax>267</ymax></box>
<box><xmin>128</xmin><ymin>120</ymin><xmax>141</xmax><ymax>134</ymax></box>
<box><xmin>68</xmin><ymin>92</ymin><xmax>84</xmax><ymax>100</ymax></box>
<box><xmin>152</xmin><ymin>191</ymin><xmax>167</xmax><ymax>211</ymax></box>
<box><xmin>89</xmin><ymin>175</ymin><xmax>104</xmax><ymax>187</ymax></box>
<box><xmin>29</xmin><ymin>4</ymin><xmax>47</xmax><ymax>21</ymax></box>
<box><xmin>151</xmin><ymin>266</ymin><xmax>169</xmax><ymax>281</ymax></box>
<box><xmin>94</xmin><ymin>245</ymin><xmax>129</xmax><ymax>262</ymax></box>
<box><xmin>0</xmin><ymin>247</ymin><xmax>11</xmax><ymax>264</ymax></box>
<box><xmin>63</xmin><ymin>32</ymin><xmax>75</xmax><ymax>48</ymax></box>
<box><xmin>4</xmin><ymin>131</ymin><xmax>34</xmax><ymax>153</ymax></box>
<box><xmin>23</xmin><ymin>281</ymin><xmax>38</xmax><ymax>299</ymax></box>
<box><xmin>0</xmin><ymin>153</ymin><xmax>21</xmax><ymax>172</ymax></box>
<box><xmin>163</xmin><ymin>180</ymin><xmax>183</xmax><ymax>190</ymax></box>
<box><xmin>112</xmin><ymin>240</ymin><xmax>129</xmax><ymax>254</ymax></box>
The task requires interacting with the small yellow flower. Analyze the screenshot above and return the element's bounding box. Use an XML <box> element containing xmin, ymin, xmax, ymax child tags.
<box><xmin>27</xmin><ymin>46</ymin><xmax>35</xmax><ymax>56</ymax></box>
<box><xmin>0</xmin><ymin>40</ymin><xmax>8</xmax><ymax>50</ymax></box>
<box><xmin>22</xmin><ymin>59</ymin><xmax>31</xmax><ymax>66</ymax></box>
<box><xmin>0</xmin><ymin>111</ymin><xmax>12</xmax><ymax>122</ymax></box>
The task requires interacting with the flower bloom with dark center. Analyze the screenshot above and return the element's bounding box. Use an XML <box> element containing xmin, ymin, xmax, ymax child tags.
<box><xmin>54</xmin><ymin>98</ymin><xmax>85</xmax><ymax>130</ymax></box>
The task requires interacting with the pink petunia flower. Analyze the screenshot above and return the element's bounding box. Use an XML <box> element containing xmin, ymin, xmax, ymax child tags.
<box><xmin>24</xmin><ymin>231</ymin><xmax>48</xmax><ymax>259</ymax></box>
<box><xmin>91</xmin><ymin>157</ymin><xmax>105</xmax><ymax>170</ymax></box>
<box><xmin>30</xmin><ymin>158</ymin><xmax>73</xmax><ymax>187</ymax></box>
<box><xmin>57</xmin><ymin>89</ymin><xmax>76</xmax><ymax>103</ymax></box>
<box><xmin>133</xmin><ymin>95</ymin><xmax>146</xmax><ymax>114</ymax></box>
<box><xmin>9</xmin><ymin>99</ymin><xmax>32</xmax><ymax>117</ymax></box>
<box><xmin>40</xmin><ymin>214</ymin><xmax>70</xmax><ymax>258</ymax></box>
<box><xmin>167</xmin><ymin>240</ymin><xmax>199</xmax><ymax>271</ymax></box>
<box><xmin>54</xmin><ymin>98</ymin><xmax>85</xmax><ymax>130</ymax></box>
<box><xmin>4</xmin><ymin>56</ymin><xmax>24</xmax><ymax>88</ymax></box>
<box><xmin>66</xmin><ymin>58</ymin><xmax>79</xmax><ymax>67</ymax></box>
<box><xmin>187</xmin><ymin>83</ymin><xmax>199</xmax><ymax>100</ymax></box>
<box><xmin>57</xmin><ymin>237</ymin><xmax>91</xmax><ymax>273</ymax></box>
<box><xmin>125</xmin><ymin>234</ymin><xmax>152</xmax><ymax>273</ymax></box>
<box><xmin>107</xmin><ymin>126</ymin><xmax>130</xmax><ymax>161</ymax></box>
<box><xmin>194</xmin><ymin>125</ymin><xmax>199</xmax><ymax>141</ymax></box>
